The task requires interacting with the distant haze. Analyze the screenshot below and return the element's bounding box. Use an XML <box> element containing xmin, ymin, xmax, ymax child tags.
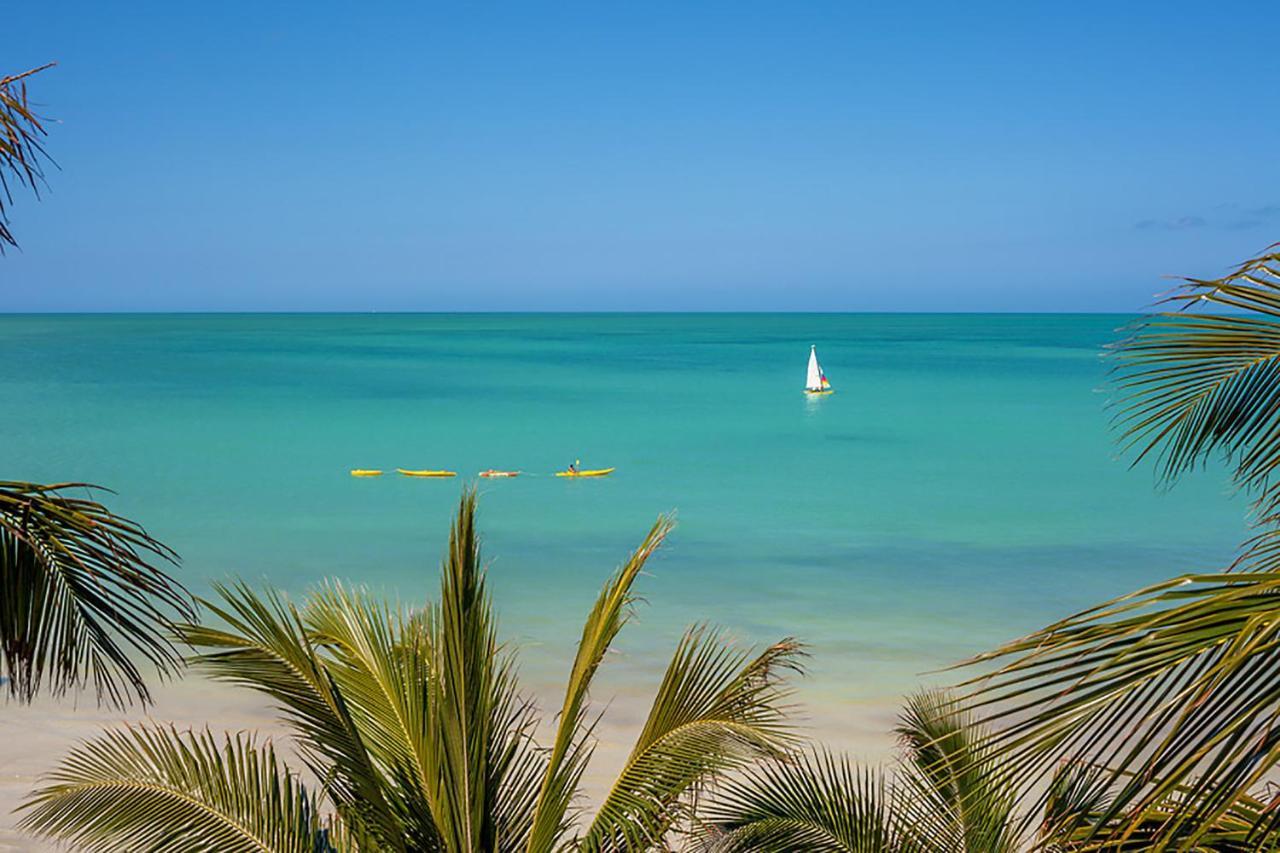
<box><xmin>4</xmin><ymin>1</ymin><xmax>1278</xmax><ymax>312</ymax></box>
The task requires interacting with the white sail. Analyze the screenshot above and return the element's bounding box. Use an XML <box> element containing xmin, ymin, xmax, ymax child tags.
<box><xmin>805</xmin><ymin>345</ymin><xmax>824</xmax><ymax>391</ymax></box>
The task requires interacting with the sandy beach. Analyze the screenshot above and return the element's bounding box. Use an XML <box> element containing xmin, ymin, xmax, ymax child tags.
<box><xmin>1</xmin><ymin>670</ymin><xmax>900</xmax><ymax>849</ymax></box>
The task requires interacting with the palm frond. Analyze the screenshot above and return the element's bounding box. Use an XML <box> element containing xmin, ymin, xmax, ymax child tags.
<box><xmin>19</xmin><ymin>724</ymin><xmax>336</xmax><ymax>853</ymax></box>
<box><xmin>427</xmin><ymin>487</ymin><xmax>542</xmax><ymax>851</ymax></box>
<box><xmin>1043</xmin><ymin>763</ymin><xmax>1280</xmax><ymax>851</ymax></box>
<box><xmin>0</xmin><ymin>480</ymin><xmax>193</xmax><ymax>708</ymax></box>
<box><xmin>1039</xmin><ymin>761</ymin><xmax>1114</xmax><ymax>846</ymax></box>
<box><xmin>952</xmin><ymin>243</ymin><xmax>1280</xmax><ymax>847</ymax></box>
<box><xmin>894</xmin><ymin>690</ymin><xmax>1020</xmax><ymax>853</ymax></box>
<box><xmin>178</xmin><ymin>582</ymin><xmax>407</xmax><ymax>850</ymax></box>
<box><xmin>582</xmin><ymin>628</ymin><xmax>805</xmax><ymax>851</ymax></box>
<box><xmin>188</xmin><ymin>491</ymin><xmax>548</xmax><ymax>852</ymax></box>
<box><xmin>1112</xmin><ymin>243</ymin><xmax>1280</xmax><ymax>540</ymax></box>
<box><xmin>301</xmin><ymin>582</ymin><xmax>445</xmax><ymax>849</ymax></box>
<box><xmin>961</xmin><ymin>570</ymin><xmax>1280</xmax><ymax>848</ymax></box>
<box><xmin>693</xmin><ymin>748</ymin><xmax>908</xmax><ymax>852</ymax></box>
<box><xmin>486</xmin><ymin>658</ymin><xmax>548</xmax><ymax>853</ymax></box>
<box><xmin>694</xmin><ymin>692</ymin><xmax>1031</xmax><ymax>853</ymax></box>
<box><xmin>524</xmin><ymin>514</ymin><xmax>674</xmax><ymax>853</ymax></box>
<box><xmin>0</xmin><ymin>63</ymin><xmax>56</xmax><ymax>251</ymax></box>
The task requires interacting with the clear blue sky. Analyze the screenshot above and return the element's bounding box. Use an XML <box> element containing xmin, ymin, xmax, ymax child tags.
<box><xmin>4</xmin><ymin>1</ymin><xmax>1278</xmax><ymax>311</ymax></box>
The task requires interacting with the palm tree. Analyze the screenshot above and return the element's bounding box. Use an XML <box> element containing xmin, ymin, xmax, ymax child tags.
<box><xmin>20</xmin><ymin>489</ymin><xmax>804</xmax><ymax>851</ymax></box>
<box><xmin>692</xmin><ymin>690</ymin><xmax>1023</xmax><ymax>852</ymax></box>
<box><xmin>0</xmin><ymin>480</ymin><xmax>193</xmax><ymax>707</ymax></box>
<box><xmin>0</xmin><ymin>62</ymin><xmax>55</xmax><ymax>251</ymax></box>
<box><xmin>958</xmin><ymin>242</ymin><xmax>1280</xmax><ymax>848</ymax></box>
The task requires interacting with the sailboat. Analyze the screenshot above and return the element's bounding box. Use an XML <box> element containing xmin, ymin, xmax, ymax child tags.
<box><xmin>804</xmin><ymin>345</ymin><xmax>833</xmax><ymax>395</ymax></box>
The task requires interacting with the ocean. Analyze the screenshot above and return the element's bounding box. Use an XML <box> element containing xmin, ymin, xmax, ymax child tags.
<box><xmin>0</xmin><ymin>312</ymin><xmax>1252</xmax><ymax>747</ymax></box>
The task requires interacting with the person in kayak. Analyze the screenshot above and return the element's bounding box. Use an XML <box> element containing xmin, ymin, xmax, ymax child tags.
<box><xmin>568</xmin><ymin>459</ymin><xmax>579</xmax><ymax>474</ymax></box>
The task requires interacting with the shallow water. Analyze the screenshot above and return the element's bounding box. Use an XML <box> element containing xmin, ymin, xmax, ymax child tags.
<box><xmin>0</xmin><ymin>313</ymin><xmax>1251</xmax><ymax>745</ymax></box>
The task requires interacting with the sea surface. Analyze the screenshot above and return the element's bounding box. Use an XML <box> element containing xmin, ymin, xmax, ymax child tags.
<box><xmin>0</xmin><ymin>313</ymin><xmax>1253</xmax><ymax>746</ymax></box>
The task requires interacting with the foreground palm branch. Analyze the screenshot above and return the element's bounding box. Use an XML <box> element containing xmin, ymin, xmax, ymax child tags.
<box><xmin>694</xmin><ymin>690</ymin><xmax>1023</xmax><ymax>852</ymax></box>
<box><xmin>695</xmin><ymin>749</ymin><xmax>900</xmax><ymax>852</ymax></box>
<box><xmin>21</xmin><ymin>725</ymin><xmax>337</xmax><ymax>853</ymax></box>
<box><xmin>892</xmin><ymin>690</ymin><xmax>1020</xmax><ymax>851</ymax></box>
<box><xmin>963</xmin><ymin>570</ymin><xmax>1280</xmax><ymax>848</ymax></box>
<box><xmin>1113</xmin><ymin>242</ymin><xmax>1280</xmax><ymax>552</ymax></box>
<box><xmin>0</xmin><ymin>480</ymin><xmax>193</xmax><ymax>707</ymax></box>
<box><xmin>961</xmin><ymin>241</ymin><xmax>1280</xmax><ymax>847</ymax></box>
<box><xmin>1043</xmin><ymin>763</ymin><xmax>1280</xmax><ymax>851</ymax></box>
<box><xmin>0</xmin><ymin>63</ymin><xmax>55</xmax><ymax>251</ymax></box>
<box><xmin>581</xmin><ymin>626</ymin><xmax>804</xmax><ymax>850</ymax></box>
<box><xmin>22</xmin><ymin>489</ymin><xmax>803</xmax><ymax>851</ymax></box>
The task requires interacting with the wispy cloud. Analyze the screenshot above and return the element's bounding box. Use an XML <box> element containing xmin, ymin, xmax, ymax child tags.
<box><xmin>1137</xmin><ymin>204</ymin><xmax>1280</xmax><ymax>232</ymax></box>
<box><xmin>1135</xmin><ymin>215</ymin><xmax>1206</xmax><ymax>231</ymax></box>
<box><xmin>1223</xmin><ymin>204</ymin><xmax>1280</xmax><ymax>231</ymax></box>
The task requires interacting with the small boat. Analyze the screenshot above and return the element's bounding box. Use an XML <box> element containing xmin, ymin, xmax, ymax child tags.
<box><xmin>350</xmin><ymin>469</ymin><xmax>383</xmax><ymax>477</ymax></box>
<box><xmin>804</xmin><ymin>345</ymin><xmax>833</xmax><ymax>395</ymax></box>
<box><xmin>479</xmin><ymin>470</ymin><xmax>521</xmax><ymax>478</ymax></box>
<box><xmin>555</xmin><ymin>467</ymin><xmax>615</xmax><ymax>478</ymax></box>
<box><xmin>397</xmin><ymin>469</ymin><xmax>457</xmax><ymax>478</ymax></box>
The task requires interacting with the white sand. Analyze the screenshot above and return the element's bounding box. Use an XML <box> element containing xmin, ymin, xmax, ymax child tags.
<box><xmin>1</xmin><ymin>674</ymin><xmax>897</xmax><ymax>850</ymax></box>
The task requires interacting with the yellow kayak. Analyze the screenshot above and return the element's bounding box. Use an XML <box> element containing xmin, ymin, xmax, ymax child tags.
<box><xmin>555</xmin><ymin>468</ymin><xmax>615</xmax><ymax>478</ymax></box>
<box><xmin>397</xmin><ymin>469</ymin><xmax>457</xmax><ymax>478</ymax></box>
<box><xmin>350</xmin><ymin>469</ymin><xmax>383</xmax><ymax>477</ymax></box>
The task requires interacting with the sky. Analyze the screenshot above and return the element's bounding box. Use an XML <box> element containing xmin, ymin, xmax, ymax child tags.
<box><xmin>3</xmin><ymin>1</ymin><xmax>1278</xmax><ymax>312</ymax></box>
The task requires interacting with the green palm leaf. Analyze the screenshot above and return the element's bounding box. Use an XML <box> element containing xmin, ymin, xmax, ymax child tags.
<box><xmin>1039</xmin><ymin>761</ymin><xmax>1114</xmax><ymax>847</ymax></box>
<box><xmin>301</xmin><ymin>584</ymin><xmax>432</xmax><ymax>809</ymax></box>
<box><xmin>1113</xmin><ymin>244</ymin><xmax>1280</xmax><ymax>538</ymax></box>
<box><xmin>299</xmin><ymin>582</ymin><xmax>445</xmax><ymax>849</ymax></box>
<box><xmin>430</xmin><ymin>488</ymin><xmax>493</xmax><ymax>848</ymax></box>
<box><xmin>893</xmin><ymin>690</ymin><xmax>1019</xmax><ymax>852</ymax></box>
<box><xmin>581</xmin><ymin>627</ymin><xmax>804</xmax><ymax>851</ymax></box>
<box><xmin>272</xmin><ymin>490</ymin><xmax>545</xmax><ymax>851</ymax></box>
<box><xmin>524</xmin><ymin>514</ymin><xmax>674</xmax><ymax>852</ymax></box>
<box><xmin>693</xmin><ymin>749</ymin><xmax>906</xmax><ymax>852</ymax></box>
<box><xmin>178</xmin><ymin>582</ymin><xmax>407</xmax><ymax>849</ymax></box>
<box><xmin>694</xmin><ymin>691</ymin><xmax>1021</xmax><ymax>853</ymax></box>
<box><xmin>1043</xmin><ymin>763</ymin><xmax>1280</xmax><ymax>851</ymax></box>
<box><xmin>0</xmin><ymin>63</ymin><xmax>55</xmax><ymax>250</ymax></box>
<box><xmin>0</xmin><ymin>480</ymin><xmax>193</xmax><ymax>707</ymax></box>
<box><xmin>954</xmin><ymin>243</ymin><xmax>1280</xmax><ymax>847</ymax></box>
<box><xmin>963</xmin><ymin>570</ymin><xmax>1280</xmax><ymax>849</ymax></box>
<box><xmin>424</xmin><ymin>487</ymin><xmax>544</xmax><ymax>851</ymax></box>
<box><xmin>182</xmin><ymin>491</ymin><xmax>556</xmax><ymax>851</ymax></box>
<box><xmin>19</xmin><ymin>724</ymin><xmax>337</xmax><ymax>852</ymax></box>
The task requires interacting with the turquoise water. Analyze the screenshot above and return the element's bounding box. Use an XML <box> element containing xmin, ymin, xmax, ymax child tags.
<box><xmin>0</xmin><ymin>314</ymin><xmax>1252</xmax><ymax>739</ymax></box>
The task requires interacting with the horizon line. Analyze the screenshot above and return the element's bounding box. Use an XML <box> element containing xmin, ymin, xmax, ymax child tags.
<box><xmin>0</xmin><ymin>308</ymin><xmax>1156</xmax><ymax>317</ymax></box>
